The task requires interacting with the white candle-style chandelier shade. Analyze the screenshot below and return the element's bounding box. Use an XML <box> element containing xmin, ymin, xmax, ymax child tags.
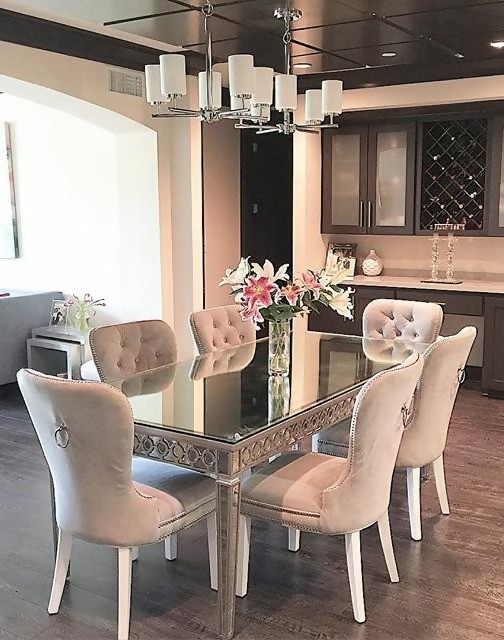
<box><xmin>145</xmin><ymin>1</ymin><xmax>343</xmax><ymax>134</ymax></box>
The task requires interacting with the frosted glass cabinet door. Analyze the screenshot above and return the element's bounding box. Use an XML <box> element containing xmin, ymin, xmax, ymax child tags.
<box><xmin>368</xmin><ymin>123</ymin><xmax>416</xmax><ymax>235</ymax></box>
<box><xmin>322</xmin><ymin>126</ymin><xmax>368</xmax><ymax>234</ymax></box>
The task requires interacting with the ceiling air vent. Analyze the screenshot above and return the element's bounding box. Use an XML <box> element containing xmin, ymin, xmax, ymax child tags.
<box><xmin>109</xmin><ymin>69</ymin><xmax>143</xmax><ymax>97</ymax></box>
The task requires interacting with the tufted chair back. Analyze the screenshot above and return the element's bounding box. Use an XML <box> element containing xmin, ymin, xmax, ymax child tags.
<box><xmin>190</xmin><ymin>342</ymin><xmax>256</xmax><ymax>380</ymax></box>
<box><xmin>189</xmin><ymin>305</ymin><xmax>256</xmax><ymax>355</ymax></box>
<box><xmin>89</xmin><ymin>320</ymin><xmax>177</xmax><ymax>382</ymax></box>
<box><xmin>363</xmin><ymin>299</ymin><xmax>443</xmax><ymax>343</ymax></box>
<box><xmin>396</xmin><ymin>326</ymin><xmax>476</xmax><ymax>469</ymax></box>
<box><xmin>321</xmin><ymin>354</ymin><xmax>423</xmax><ymax>534</ymax></box>
<box><xmin>17</xmin><ymin>369</ymin><xmax>161</xmax><ymax>547</ymax></box>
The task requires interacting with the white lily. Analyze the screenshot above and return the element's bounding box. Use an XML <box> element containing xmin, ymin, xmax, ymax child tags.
<box><xmin>325</xmin><ymin>266</ymin><xmax>349</xmax><ymax>287</ymax></box>
<box><xmin>219</xmin><ymin>257</ymin><xmax>250</xmax><ymax>287</ymax></box>
<box><xmin>251</xmin><ymin>259</ymin><xmax>289</xmax><ymax>283</ymax></box>
<box><xmin>328</xmin><ymin>288</ymin><xmax>354</xmax><ymax>319</ymax></box>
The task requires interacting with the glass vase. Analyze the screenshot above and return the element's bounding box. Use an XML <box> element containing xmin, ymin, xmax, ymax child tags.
<box><xmin>268</xmin><ymin>375</ymin><xmax>291</xmax><ymax>422</ymax></box>
<box><xmin>268</xmin><ymin>320</ymin><xmax>290</xmax><ymax>376</ymax></box>
<box><xmin>73</xmin><ymin>306</ymin><xmax>90</xmax><ymax>335</ymax></box>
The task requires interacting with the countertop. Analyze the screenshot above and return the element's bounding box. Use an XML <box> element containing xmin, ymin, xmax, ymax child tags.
<box><xmin>342</xmin><ymin>275</ymin><xmax>504</xmax><ymax>295</ymax></box>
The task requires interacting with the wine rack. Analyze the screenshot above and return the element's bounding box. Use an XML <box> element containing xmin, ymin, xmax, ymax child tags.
<box><xmin>420</xmin><ymin>118</ymin><xmax>487</xmax><ymax>231</ymax></box>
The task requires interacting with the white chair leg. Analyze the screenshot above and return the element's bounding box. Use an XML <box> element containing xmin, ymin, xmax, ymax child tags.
<box><xmin>345</xmin><ymin>531</ymin><xmax>366</xmax><ymax>623</ymax></box>
<box><xmin>131</xmin><ymin>547</ymin><xmax>139</xmax><ymax>562</ymax></box>
<box><xmin>236</xmin><ymin>515</ymin><xmax>251</xmax><ymax>598</ymax></box>
<box><xmin>117</xmin><ymin>548</ymin><xmax>133</xmax><ymax>640</ymax></box>
<box><xmin>432</xmin><ymin>454</ymin><xmax>450</xmax><ymax>515</ymax></box>
<box><xmin>48</xmin><ymin>529</ymin><xmax>72</xmax><ymax>614</ymax></box>
<box><xmin>377</xmin><ymin>511</ymin><xmax>399</xmax><ymax>583</ymax></box>
<box><xmin>406</xmin><ymin>467</ymin><xmax>422</xmax><ymax>541</ymax></box>
<box><xmin>207</xmin><ymin>513</ymin><xmax>218</xmax><ymax>591</ymax></box>
<box><xmin>288</xmin><ymin>528</ymin><xmax>300</xmax><ymax>552</ymax></box>
<box><xmin>164</xmin><ymin>534</ymin><xmax>178</xmax><ymax>561</ymax></box>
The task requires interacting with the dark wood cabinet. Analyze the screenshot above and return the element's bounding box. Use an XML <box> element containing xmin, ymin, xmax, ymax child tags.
<box><xmin>486</xmin><ymin>116</ymin><xmax>504</xmax><ymax>237</ymax></box>
<box><xmin>322</xmin><ymin>108</ymin><xmax>504</xmax><ymax>237</ymax></box>
<box><xmin>322</xmin><ymin>123</ymin><xmax>416</xmax><ymax>235</ymax></box>
<box><xmin>483</xmin><ymin>296</ymin><xmax>504</xmax><ymax>393</ymax></box>
<box><xmin>416</xmin><ymin>116</ymin><xmax>489</xmax><ymax>235</ymax></box>
<box><xmin>309</xmin><ymin>284</ymin><xmax>504</xmax><ymax>397</ymax></box>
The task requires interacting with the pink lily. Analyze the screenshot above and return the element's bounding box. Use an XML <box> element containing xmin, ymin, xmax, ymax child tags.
<box><xmin>280</xmin><ymin>283</ymin><xmax>303</xmax><ymax>306</ymax></box>
<box><xmin>240</xmin><ymin>303</ymin><xmax>263</xmax><ymax>326</ymax></box>
<box><xmin>242</xmin><ymin>276</ymin><xmax>277</xmax><ymax>309</ymax></box>
<box><xmin>300</xmin><ymin>270</ymin><xmax>322</xmax><ymax>299</ymax></box>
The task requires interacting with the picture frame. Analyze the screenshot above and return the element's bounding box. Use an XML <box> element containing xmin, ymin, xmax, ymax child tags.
<box><xmin>49</xmin><ymin>299</ymin><xmax>68</xmax><ymax>327</ymax></box>
<box><xmin>325</xmin><ymin>242</ymin><xmax>357</xmax><ymax>279</ymax></box>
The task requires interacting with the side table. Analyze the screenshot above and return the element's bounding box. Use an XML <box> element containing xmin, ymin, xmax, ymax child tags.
<box><xmin>27</xmin><ymin>326</ymin><xmax>88</xmax><ymax>380</ymax></box>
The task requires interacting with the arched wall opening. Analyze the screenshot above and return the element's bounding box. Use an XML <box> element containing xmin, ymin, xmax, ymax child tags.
<box><xmin>0</xmin><ymin>73</ymin><xmax>162</xmax><ymax>324</ymax></box>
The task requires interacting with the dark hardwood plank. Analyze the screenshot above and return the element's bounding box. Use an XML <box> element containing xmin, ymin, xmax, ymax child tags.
<box><xmin>0</xmin><ymin>385</ymin><xmax>502</xmax><ymax>639</ymax></box>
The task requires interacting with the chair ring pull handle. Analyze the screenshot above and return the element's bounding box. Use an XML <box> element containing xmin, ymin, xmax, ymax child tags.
<box><xmin>457</xmin><ymin>367</ymin><xmax>466</xmax><ymax>384</ymax></box>
<box><xmin>55</xmin><ymin>422</ymin><xmax>70</xmax><ymax>449</ymax></box>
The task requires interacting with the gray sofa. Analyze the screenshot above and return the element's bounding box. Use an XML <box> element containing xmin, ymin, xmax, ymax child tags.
<box><xmin>0</xmin><ymin>290</ymin><xmax>63</xmax><ymax>385</ymax></box>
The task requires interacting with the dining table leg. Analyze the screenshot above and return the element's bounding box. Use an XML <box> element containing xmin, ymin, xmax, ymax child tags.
<box><xmin>216</xmin><ymin>475</ymin><xmax>241</xmax><ymax>640</ymax></box>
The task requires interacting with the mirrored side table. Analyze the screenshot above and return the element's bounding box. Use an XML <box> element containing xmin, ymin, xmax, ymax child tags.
<box><xmin>27</xmin><ymin>326</ymin><xmax>88</xmax><ymax>380</ymax></box>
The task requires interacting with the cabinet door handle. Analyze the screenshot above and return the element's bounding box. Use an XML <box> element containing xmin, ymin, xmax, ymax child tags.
<box><xmin>367</xmin><ymin>201</ymin><xmax>372</xmax><ymax>230</ymax></box>
<box><xmin>359</xmin><ymin>201</ymin><xmax>364</xmax><ymax>227</ymax></box>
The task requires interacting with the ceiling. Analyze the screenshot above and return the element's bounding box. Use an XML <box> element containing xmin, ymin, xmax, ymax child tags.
<box><xmin>6</xmin><ymin>0</ymin><xmax>504</xmax><ymax>87</ymax></box>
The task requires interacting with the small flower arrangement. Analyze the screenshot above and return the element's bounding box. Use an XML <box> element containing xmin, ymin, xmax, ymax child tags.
<box><xmin>219</xmin><ymin>258</ymin><xmax>353</xmax><ymax>329</ymax></box>
<box><xmin>66</xmin><ymin>294</ymin><xmax>106</xmax><ymax>334</ymax></box>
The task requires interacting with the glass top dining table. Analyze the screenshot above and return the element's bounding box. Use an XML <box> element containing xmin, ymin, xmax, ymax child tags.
<box><xmin>109</xmin><ymin>330</ymin><xmax>428</xmax><ymax>640</ymax></box>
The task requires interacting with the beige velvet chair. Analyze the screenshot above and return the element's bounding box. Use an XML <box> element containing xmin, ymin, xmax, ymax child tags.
<box><xmin>189</xmin><ymin>305</ymin><xmax>256</xmax><ymax>355</ymax></box>
<box><xmin>318</xmin><ymin>327</ymin><xmax>476</xmax><ymax>541</ymax></box>
<box><xmin>89</xmin><ymin>319</ymin><xmax>180</xmax><ymax>559</ymax></box>
<box><xmin>363</xmin><ymin>298</ymin><xmax>444</xmax><ymax>343</ymax></box>
<box><xmin>395</xmin><ymin>326</ymin><xmax>477</xmax><ymax>540</ymax></box>
<box><xmin>89</xmin><ymin>319</ymin><xmax>177</xmax><ymax>382</ymax></box>
<box><xmin>235</xmin><ymin>354</ymin><xmax>423</xmax><ymax>623</ymax></box>
<box><xmin>17</xmin><ymin>369</ymin><xmax>216</xmax><ymax>640</ymax></box>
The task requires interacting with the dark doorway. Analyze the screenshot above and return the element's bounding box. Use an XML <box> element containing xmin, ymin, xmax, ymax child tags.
<box><xmin>240</xmin><ymin>130</ymin><xmax>293</xmax><ymax>269</ymax></box>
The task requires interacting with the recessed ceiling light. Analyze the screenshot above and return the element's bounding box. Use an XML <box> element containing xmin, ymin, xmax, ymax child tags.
<box><xmin>381</xmin><ymin>51</ymin><xmax>397</xmax><ymax>57</ymax></box>
<box><xmin>490</xmin><ymin>39</ymin><xmax>504</xmax><ymax>49</ymax></box>
<box><xmin>293</xmin><ymin>62</ymin><xmax>312</xmax><ymax>69</ymax></box>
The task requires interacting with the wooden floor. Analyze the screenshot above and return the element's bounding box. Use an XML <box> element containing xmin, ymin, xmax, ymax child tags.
<box><xmin>0</xmin><ymin>382</ymin><xmax>503</xmax><ymax>640</ymax></box>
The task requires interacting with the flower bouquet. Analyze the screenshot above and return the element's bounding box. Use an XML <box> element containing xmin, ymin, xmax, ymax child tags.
<box><xmin>66</xmin><ymin>294</ymin><xmax>106</xmax><ymax>334</ymax></box>
<box><xmin>219</xmin><ymin>258</ymin><xmax>353</xmax><ymax>375</ymax></box>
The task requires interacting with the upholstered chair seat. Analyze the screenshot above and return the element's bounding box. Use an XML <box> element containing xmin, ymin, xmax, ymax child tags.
<box><xmin>80</xmin><ymin>359</ymin><xmax>100</xmax><ymax>381</ymax></box>
<box><xmin>17</xmin><ymin>370</ymin><xmax>216</xmax><ymax>640</ymax></box>
<box><xmin>236</xmin><ymin>355</ymin><xmax>423</xmax><ymax>623</ymax></box>
<box><xmin>132</xmin><ymin>459</ymin><xmax>215</xmax><ymax>537</ymax></box>
<box><xmin>189</xmin><ymin>305</ymin><xmax>256</xmax><ymax>355</ymax></box>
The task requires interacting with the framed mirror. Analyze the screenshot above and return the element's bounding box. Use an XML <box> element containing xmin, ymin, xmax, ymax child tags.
<box><xmin>0</xmin><ymin>122</ymin><xmax>19</xmax><ymax>258</ymax></box>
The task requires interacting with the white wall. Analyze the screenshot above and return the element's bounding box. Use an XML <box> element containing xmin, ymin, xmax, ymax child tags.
<box><xmin>0</xmin><ymin>93</ymin><xmax>161</xmax><ymax>323</ymax></box>
<box><xmin>0</xmin><ymin>40</ymin><xmax>176</xmax><ymax>328</ymax></box>
<box><xmin>203</xmin><ymin>119</ymin><xmax>241</xmax><ymax>309</ymax></box>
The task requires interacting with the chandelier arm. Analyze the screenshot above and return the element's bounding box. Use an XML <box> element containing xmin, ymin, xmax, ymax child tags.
<box><xmin>152</xmin><ymin>112</ymin><xmax>201</xmax><ymax>118</ymax></box>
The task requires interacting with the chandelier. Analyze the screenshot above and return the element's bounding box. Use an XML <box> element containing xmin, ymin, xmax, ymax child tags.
<box><xmin>144</xmin><ymin>1</ymin><xmax>343</xmax><ymax>134</ymax></box>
